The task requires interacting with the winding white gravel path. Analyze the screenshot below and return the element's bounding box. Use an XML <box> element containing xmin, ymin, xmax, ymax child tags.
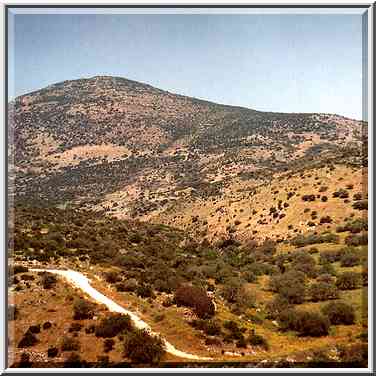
<box><xmin>30</xmin><ymin>268</ymin><xmax>212</xmax><ymax>361</ymax></box>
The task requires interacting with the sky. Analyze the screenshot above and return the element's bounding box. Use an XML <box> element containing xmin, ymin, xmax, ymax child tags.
<box><xmin>8</xmin><ymin>10</ymin><xmax>366</xmax><ymax>120</ymax></box>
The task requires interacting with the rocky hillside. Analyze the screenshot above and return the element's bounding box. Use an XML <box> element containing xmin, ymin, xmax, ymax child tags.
<box><xmin>9</xmin><ymin>76</ymin><xmax>367</xmax><ymax>240</ymax></box>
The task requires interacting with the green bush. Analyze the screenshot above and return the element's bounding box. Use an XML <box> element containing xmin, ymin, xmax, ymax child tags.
<box><xmin>248</xmin><ymin>331</ymin><xmax>269</xmax><ymax>350</ymax></box>
<box><xmin>352</xmin><ymin>201</ymin><xmax>368</xmax><ymax>211</ymax></box>
<box><xmin>270</xmin><ymin>270</ymin><xmax>306</xmax><ymax>304</ymax></box>
<box><xmin>41</xmin><ymin>273</ymin><xmax>57</xmax><ymax>289</ymax></box>
<box><xmin>320</xmin><ymin>216</ymin><xmax>333</xmax><ymax>224</ymax></box>
<box><xmin>345</xmin><ymin>233</ymin><xmax>368</xmax><ymax>246</ymax></box>
<box><xmin>336</xmin><ymin>272</ymin><xmax>361</xmax><ymax>290</ymax></box>
<box><xmin>336</xmin><ymin>218</ymin><xmax>367</xmax><ymax>234</ymax></box>
<box><xmin>265</xmin><ymin>295</ymin><xmax>290</xmax><ymax>319</ymax></box>
<box><xmin>319</xmin><ymin>250</ymin><xmax>341</xmax><ymax>264</ymax></box>
<box><xmin>333</xmin><ymin>189</ymin><xmax>349</xmax><ymax>199</ymax></box>
<box><xmin>309</xmin><ymin>282</ymin><xmax>339</xmax><ymax>302</ymax></box>
<box><xmin>123</xmin><ymin>329</ymin><xmax>165</xmax><ymax>364</ymax></box>
<box><xmin>340</xmin><ymin>248</ymin><xmax>361</xmax><ymax>267</ymax></box>
<box><xmin>278</xmin><ymin>309</ymin><xmax>330</xmax><ymax>337</ymax></box>
<box><xmin>135</xmin><ymin>284</ymin><xmax>155</xmax><ymax>299</ymax></box>
<box><xmin>316</xmin><ymin>274</ymin><xmax>334</xmax><ymax>284</ymax></box>
<box><xmin>291</xmin><ymin>233</ymin><xmax>339</xmax><ymax>247</ymax></box>
<box><xmin>321</xmin><ymin>302</ymin><xmax>355</xmax><ymax>325</ymax></box>
<box><xmin>223</xmin><ymin>320</ymin><xmax>246</xmax><ymax>341</ymax></box>
<box><xmin>61</xmin><ymin>337</ymin><xmax>80</xmax><ymax>351</ymax></box>
<box><xmin>73</xmin><ymin>298</ymin><xmax>95</xmax><ymax>320</ymax></box>
<box><xmin>104</xmin><ymin>271</ymin><xmax>121</xmax><ymax>283</ymax></box>
<box><xmin>190</xmin><ymin>319</ymin><xmax>222</xmax><ymax>336</ymax></box>
<box><xmin>13</xmin><ymin>265</ymin><xmax>29</xmax><ymax>274</ymax></box>
<box><xmin>291</xmin><ymin>251</ymin><xmax>317</xmax><ymax>278</ymax></box>
<box><xmin>95</xmin><ymin>313</ymin><xmax>132</xmax><ymax>338</ymax></box>
<box><xmin>318</xmin><ymin>262</ymin><xmax>337</xmax><ymax>276</ymax></box>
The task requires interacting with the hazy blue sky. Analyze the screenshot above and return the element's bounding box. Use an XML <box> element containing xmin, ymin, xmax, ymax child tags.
<box><xmin>8</xmin><ymin>11</ymin><xmax>366</xmax><ymax>120</ymax></box>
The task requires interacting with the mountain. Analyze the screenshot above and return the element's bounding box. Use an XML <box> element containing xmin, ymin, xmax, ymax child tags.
<box><xmin>9</xmin><ymin>75</ymin><xmax>366</xmax><ymax>241</ymax></box>
<box><xmin>8</xmin><ymin>76</ymin><xmax>368</xmax><ymax>366</ymax></box>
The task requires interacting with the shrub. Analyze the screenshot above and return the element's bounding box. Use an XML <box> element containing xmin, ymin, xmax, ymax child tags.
<box><xmin>291</xmin><ymin>251</ymin><xmax>317</xmax><ymax>278</ymax></box>
<box><xmin>68</xmin><ymin>323</ymin><xmax>83</xmax><ymax>333</ymax></box>
<box><xmin>257</xmin><ymin>239</ymin><xmax>277</xmax><ymax>256</ymax></box>
<box><xmin>235</xmin><ymin>286</ymin><xmax>256</xmax><ymax>311</ymax></box>
<box><xmin>61</xmin><ymin>337</ymin><xmax>80</xmax><ymax>351</ymax></box>
<box><xmin>190</xmin><ymin>319</ymin><xmax>222</xmax><ymax>336</ymax></box>
<box><xmin>123</xmin><ymin>329</ymin><xmax>165</xmax><ymax>364</ymax></box>
<box><xmin>18</xmin><ymin>331</ymin><xmax>38</xmax><ymax>348</ymax></box>
<box><xmin>236</xmin><ymin>336</ymin><xmax>247</xmax><ymax>348</ymax></box>
<box><xmin>320</xmin><ymin>250</ymin><xmax>341</xmax><ymax>264</ymax></box>
<box><xmin>248</xmin><ymin>331</ymin><xmax>269</xmax><ymax>350</ymax></box>
<box><xmin>223</xmin><ymin>320</ymin><xmax>246</xmax><ymax>341</ymax></box>
<box><xmin>265</xmin><ymin>295</ymin><xmax>290</xmax><ymax>319</ymax></box>
<box><xmin>302</xmin><ymin>194</ymin><xmax>316</xmax><ymax>202</ymax></box>
<box><xmin>288</xmin><ymin>310</ymin><xmax>330</xmax><ymax>337</ymax></box>
<box><xmin>338</xmin><ymin>343</ymin><xmax>368</xmax><ymax>366</ymax></box>
<box><xmin>104</xmin><ymin>271</ymin><xmax>121</xmax><ymax>284</ymax></box>
<box><xmin>64</xmin><ymin>352</ymin><xmax>84</xmax><ymax>367</ymax></box>
<box><xmin>243</xmin><ymin>271</ymin><xmax>257</xmax><ymax>283</ymax></box>
<box><xmin>320</xmin><ymin>216</ymin><xmax>333</xmax><ymax>224</ymax></box>
<box><xmin>318</xmin><ymin>262</ymin><xmax>336</xmax><ymax>276</ymax></box>
<box><xmin>340</xmin><ymin>248</ymin><xmax>361</xmax><ymax>267</ymax></box>
<box><xmin>353</xmin><ymin>193</ymin><xmax>362</xmax><ymax>201</ymax></box>
<box><xmin>41</xmin><ymin>273</ymin><xmax>57</xmax><ymax>289</ymax></box>
<box><xmin>135</xmin><ymin>284</ymin><xmax>155</xmax><ymax>299</ymax></box>
<box><xmin>316</xmin><ymin>274</ymin><xmax>334</xmax><ymax>284</ymax></box>
<box><xmin>205</xmin><ymin>337</ymin><xmax>222</xmax><ymax>346</ymax></box>
<box><xmin>270</xmin><ymin>271</ymin><xmax>306</xmax><ymax>304</ymax></box>
<box><xmin>309</xmin><ymin>282</ymin><xmax>339</xmax><ymax>302</ymax></box>
<box><xmin>333</xmin><ymin>189</ymin><xmax>349</xmax><ymax>199</ymax></box>
<box><xmin>336</xmin><ymin>218</ymin><xmax>367</xmax><ymax>234</ymax></box>
<box><xmin>345</xmin><ymin>233</ymin><xmax>368</xmax><ymax>246</ymax></box>
<box><xmin>104</xmin><ymin>338</ymin><xmax>115</xmax><ymax>353</ymax></box>
<box><xmin>321</xmin><ymin>196</ymin><xmax>328</xmax><ymax>202</ymax></box>
<box><xmin>28</xmin><ymin>325</ymin><xmax>41</xmax><ymax>334</ymax></box>
<box><xmin>116</xmin><ymin>278</ymin><xmax>138</xmax><ymax>292</ymax></box>
<box><xmin>352</xmin><ymin>201</ymin><xmax>368</xmax><ymax>210</ymax></box>
<box><xmin>47</xmin><ymin>347</ymin><xmax>59</xmax><ymax>358</ymax></box>
<box><xmin>277</xmin><ymin>308</ymin><xmax>300</xmax><ymax>331</ymax></box>
<box><xmin>174</xmin><ymin>284</ymin><xmax>214</xmax><ymax>319</ymax></box>
<box><xmin>85</xmin><ymin>324</ymin><xmax>96</xmax><ymax>334</ymax></box>
<box><xmin>321</xmin><ymin>302</ymin><xmax>355</xmax><ymax>325</ymax></box>
<box><xmin>162</xmin><ymin>297</ymin><xmax>174</xmax><ymax>308</ymax></box>
<box><xmin>336</xmin><ymin>272</ymin><xmax>361</xmax><ymax>290</ymax></box>
<box><xmin>291</xmin><ymin>233</ymin><xmax>339</xmax><ymax>247</ymax></box>
<box><xmin>95</xmin><ymin>313</ymin><xmax>132</xmax><ymax>338</ymax></box>
<box><xmin>13</xmin><ymin>265</ymin><xmax>29</xmax><ymax>274</ymax></box>
<box><xmin>20</xmin><ymin>274</ymin><xmax>35</xmax><ymax>281</ymax></box>
<box><xmin>73</xmin><ymin>298</ymin><xmax>95</xmax><ymax>320</ymax></box>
